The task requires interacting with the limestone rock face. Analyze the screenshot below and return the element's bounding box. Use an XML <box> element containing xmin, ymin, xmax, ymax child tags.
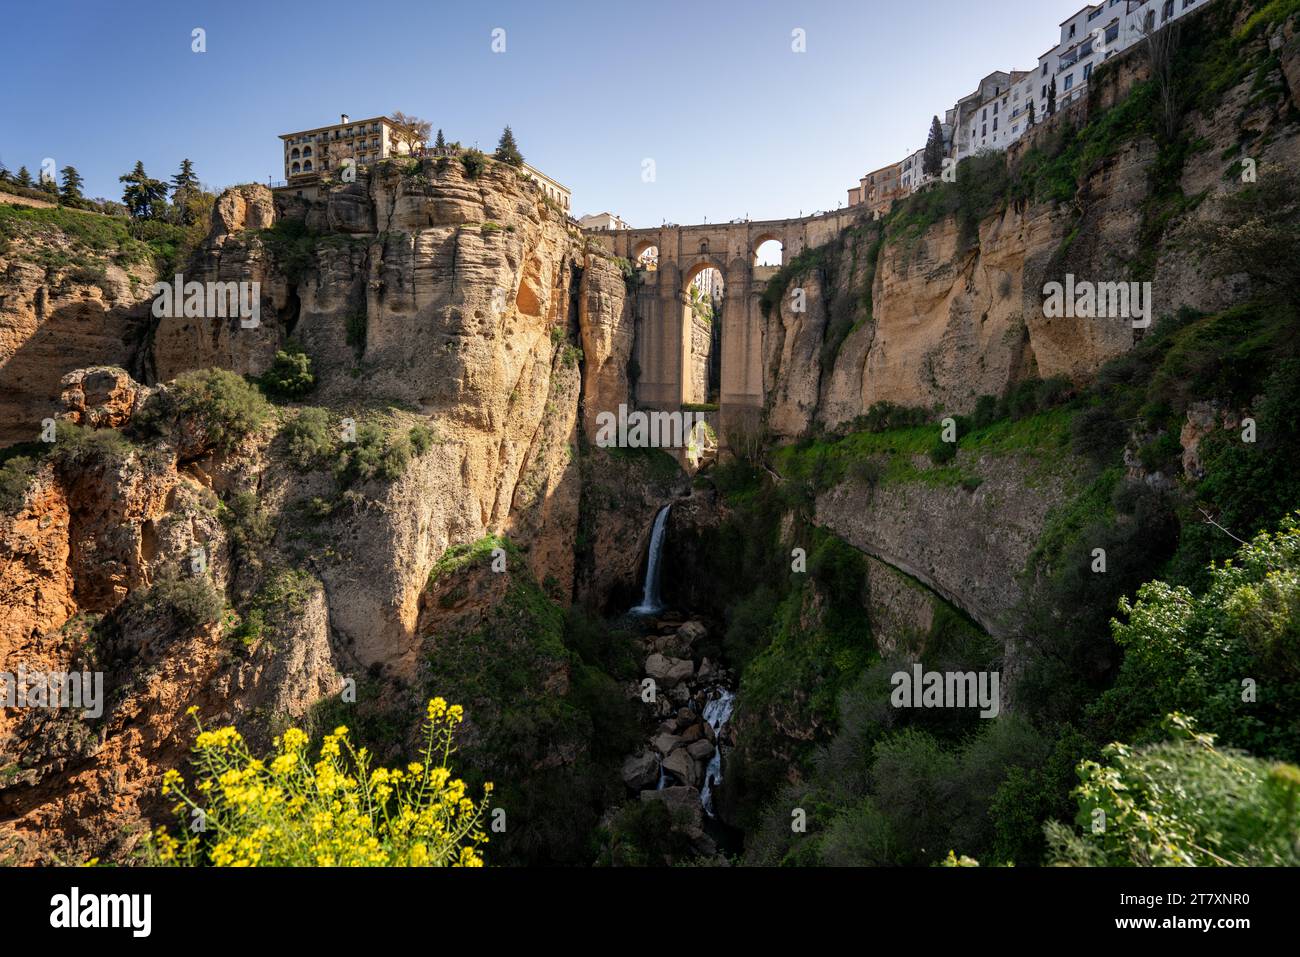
<box><xmin>761</xmin><ymin>22</ymin><xmax>1300</xmax><ymax>440</ymax></box>
<box><xmin>814</xmin><ymin>451</ymin><xmax>1070</xmax><ymax>635</ymax></box>
<box><xmin>209</xmin><ymin>183</ymin><xmax>276</xmax><ymax>241</ymax></box>
<box><xmin>0</xmin><ymin>248</ymin><xmax>153</xmax><ymax>446</ymax></box>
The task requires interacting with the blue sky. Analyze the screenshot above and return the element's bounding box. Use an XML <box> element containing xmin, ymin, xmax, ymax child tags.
<box><xmin>1</xmin><ymin>0</ymin><xmax>1088</xmax><ymax>226</ymax></box>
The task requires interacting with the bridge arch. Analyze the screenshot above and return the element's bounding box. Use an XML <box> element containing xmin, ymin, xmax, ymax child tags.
<box><xmin>581</xmin><ymin>208</ymin><xmax>861</xmax><ymax>441</ymax></box>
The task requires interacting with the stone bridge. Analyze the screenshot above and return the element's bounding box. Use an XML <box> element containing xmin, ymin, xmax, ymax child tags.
<box><xmin>586</xmin><ymin>209</ymin><xmax>858</xmax><ymax>434</ymax></box>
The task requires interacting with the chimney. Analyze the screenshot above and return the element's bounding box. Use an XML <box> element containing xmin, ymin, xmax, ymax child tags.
<box><xmin>341</xmin><ymin>113</ymin><xmax>350</xmax><ymax>124</ymax></box>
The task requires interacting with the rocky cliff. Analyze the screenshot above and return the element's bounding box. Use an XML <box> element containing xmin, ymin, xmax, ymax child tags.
<box><xmin>0</xmin><ymin>157</ymin><xmax>658</xmax><ymax>863</ymax></box>
<box><xmin>763</xmin><ymin>4</ymin><xmax>1300</xmax><ymax>439</ymax></box>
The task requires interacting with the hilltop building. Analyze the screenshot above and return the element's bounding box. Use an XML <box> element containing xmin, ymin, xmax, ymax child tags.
<box><xmin>845</xmin><ymin>0</ymin><xmax>1215</xmax><ymax>216</ymax></box>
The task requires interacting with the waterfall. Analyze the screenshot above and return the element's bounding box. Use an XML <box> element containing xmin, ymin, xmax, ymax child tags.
<box><xmin>700</xmin><ymin>687</ymin><xmax>736</xmax><ymax>817</ymax></box>
<box><xmin>630</xmin><ymin>504</ymin><xmax>671</xmax><ymax>616</ymax></box>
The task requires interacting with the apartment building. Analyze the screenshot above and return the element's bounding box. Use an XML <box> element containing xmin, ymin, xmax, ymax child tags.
<box><xmin>847</xmin><ymin>160</ymin><xmax>908</xmax><ymax>217</ymax></box>
<box><xmin>841</xmin><ymin>0</ymin><xmax>1214</xmax><ymax>209</ymax></box>
<box><xmin>579</xmin><ymin>212</ymin><xmax>629</xmax><ymax>231</ymax></box>
<box><xmin>521</xmin><ymin>164</ymin><xmax>572</xmax><ymax>215</ymax></box>
<box><xmin>279</xmin><ymin>114</ymin><xmax>421</xmax><ymax>181</ymax></box>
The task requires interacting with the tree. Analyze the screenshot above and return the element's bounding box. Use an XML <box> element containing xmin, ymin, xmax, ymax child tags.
<box><xmin>1027</xmin><ymin>99</ymin><xmax>1036</xmax><ymax>127</ymax></box>
<box><xmin>39</xmin><ymin>173</ymin><xmax>57</xmax><ymax>196</ymax></box>
<box><xmin>1047</xmin><ymin>76</ymin><xmax>1057</xmax><ymax>116</ymax></box>
<box><xmin>434</xmin><ymin>128</ymin><xmax>446</xmax><ymax>151</ymax></box>
<box><xmin>170</xmin><ymin>159</ymin><xmax>201</xmax><ymax>224</ymax></box>
<box><xmin>59</xmin><ymin>166</ymin><xmax>84</xmax><ymax>203</ymax></box>
<box><xmin>119</xmin><ymin>160</ymin><xmax>168</xmax><ymax>220</ymax></box>
<box><xmin>0</xmin><ymin>161</ymin><xmax>9</xmax><ymax>183</ymax></box>
<box><xmin>171</xmin><ymin>158</ymin><xmax>199</xmax><ymax>196</ymax></box>
<box><xmin>922</xmin><ymin>116</ymin><xmax>946</xmax><ymax>177</ymax></box>
<box><xmin>389</xmin><ymin>111</ymin><xmax>431</xmax><ymax>154</ymax></box>
<box><xmin>495</xmin><ymin>126</ymin><xmax>524</xmax><ymax>167</ymax></box>
<box><xmin>15</xmin><ymin>166</ymin><xmax>32</xmax><ymax>188</ymax></box>
<box><xmin>1046</xmin><ymin>714</ymin><xmax>1300</xmax><ymax>867</ymax></box>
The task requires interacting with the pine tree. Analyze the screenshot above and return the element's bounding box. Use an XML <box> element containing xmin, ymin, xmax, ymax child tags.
<box><xmin>16</xmin><ymin>166</ymin><xmax>32</xmax><ymax>188</ymax></box>
<box><xmin>494</xmin><ymin>126</ymin><xmax>523</xmax><ymax>168</ymax></box>
<box><xmin>1047</xmin><ymin>76</ymin><xmax>1057</xmax><ymax>116</ymax></box>
<box><xmin>922</xmin><ymin>116</ymin><xmax>946</xmax><ymax>177</ymax></box>
<box><xmin>434</xmin><ymin>129</ymin><xmax>447</xmax><ymax>151</ymax></box>
<box><xmin>171</xmin><ymin>159</ymin><xmax>199</xmax><ymax>196</ymax></box>
<box><xmin>1028</xmin><ymin>99</ymin><xmax>1037</xmax><ymax>127</ymax></box>
<box><xmin>119</xmin><ymin>161</ymin><xmax>169</xmax><ymax>220</ymax></box>
<box><xmin>59</xmin><ymin>166</ymin><xmax>84</xmax><ymax>202</ymax></box>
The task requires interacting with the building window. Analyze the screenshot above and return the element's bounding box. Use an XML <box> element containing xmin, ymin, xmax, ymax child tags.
<box><xmin>303</xmin><ymin>160</ymin><xmax>312</xmax><ymax>172</ymax></box>
<box><xmin>1063</xmin><ymin>73</ymin><xmax>1074</xmax><ymax>91</ymax></box>
<box><xmin>993</xmin><ymin>118</ymin><xmax>999</xmax><ymax>131</ymax></box>
<box><xmin>303</xmin><ymin>146</ymin><xmax>312</xmax><ymax>157</ymax></box>
<box><xmin>1084</xmin><ymin>63</ymin><xmax>1093</xmax><ymax>80</ymax></box>
<box><xmin>1163</xmin><ymin>0</ymin><xmax>1174</xmax><ymax>20</ymax></box>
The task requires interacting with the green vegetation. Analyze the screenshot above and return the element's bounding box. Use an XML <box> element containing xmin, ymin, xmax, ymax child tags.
<box><xmin>0</xmin><ymin>455</ymin><xmax>37</xmax><ymax>512</ymax></box>
<box><xmin>258</xmin><ymin>341</ymin><xmax>316</xmax><ymax>400</ymax></box>
<box><xmin>137</xmin><ymin>368</ymin><xmax>270</xmax><ymax>453</ymax></box>
<box><xmin>1046</xmin><ymin>714</ymin><xmax>1300</xmax><ymax>867</ymax></box>
<box><xmin>123</xmin><ymin>570</ymin><xmax>224</xmax><ymax>632</ymax></box>
<box><xmin>0</xmin><ymin>203</ymin><xmax>197</xmax><ymax>281</ymax></box>
<box><xmin>411</xmin><ymin>535</ymin><xmax>642</xmax><ymax>865</ymax></box>
<box><xmin>225</xmin><ymin>567</ymin><xmax>317</xmax><ymax>649</ymax></box>
<box><xmin>281</xmin><ymin>407</ymin><xmax>335</xmax><ymax>471</ymax></box>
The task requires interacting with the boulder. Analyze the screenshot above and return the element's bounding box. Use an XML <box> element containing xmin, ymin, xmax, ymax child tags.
<box><xmin>687</xmin><ymin>738</ymin><xmax>715</xmax><ymax>762</ymax></box>
<box><xmin>645</xmin><ymin>653</ymin><xmax>694</xmax><ymax>689</ymax></box>
<box><xmin>652</xmin><ymin>733</ymin><xmax>683</xmax><ymax>756</ymax></box>
<box><xmin>662</xmin><ymin>747</ymin><xmax>699</xmax><ymax>787</ymax></box>
<box><xmin>621</xmin><ymin>751</ymin><xmax>660</xmax><ymax>791</ymax></box>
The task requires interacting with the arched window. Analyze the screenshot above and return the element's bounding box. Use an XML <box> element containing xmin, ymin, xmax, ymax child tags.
<box><xmin>303</xmin><ymin>160</ymin><xmax>313</xmax><ymax>172</ymax></box>
<box><xmin>291</xmin><ymin>162</ymin><xmax>301</xmax><ymax>174</ymax></box>
<box><xmin>303</xmin><ymin>146</ymin><xmax>312</xmax><ymax>157</ymax></box>
<box><xmin>291</xmin><ymin>148</ymin><xmax>300</xmax><ymax>159</ymax></box>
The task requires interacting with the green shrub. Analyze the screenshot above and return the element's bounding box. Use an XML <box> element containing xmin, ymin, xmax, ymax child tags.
<box><xmin>1047</xmin><ymin>714</ymin><xmax>1300</xmax><ymax>866</ymax></box>
<box><xmin>929</xmin><ymin>438</ymin><xmax>957</xmax><ymax>465</ymax></box>
<box><xmin>282</xmin><ymin>407</ymin><xmax>334</xmax><ymax>471</ymax></box>
<box><xmin>336</xmin><ymin>421</ymin><xmax>411</xmax><ymax>485</ymax></box>
<box><xmin>126</xmin><ymin>570</ymin><xmax>224</xmax><ymax>631</ymax></box>
<box><xmin>141</xmin><ymin>368</ymin><xmax>270</xmax><ymax>453</ymax></box>
<box><xmin>850</xmin><ymin>456</ymin><xmax>885</xmax><ymax>488</ymax></box>
<box><xmin>1070</xmin><ymin>405</ymin><xmax>1128</xmax><ymax>468</ymax></box>
<box><xmin>461</xmin><ymin>149</ymin><xmax>487</xmax><ymax>179</ymax></box>
<box><xmin>52</xmin><ymin>421</ymin><xmax>133</xmax><ymax>466</ymax></box>
<box><xmin>408</xmin><ymin>423</ymin><xmax>434</xmax><ymax>456</ymax></box>
<box><xmin>0</xmin><ymin>455</ymin><xmax>37</xmax><ymax>512</ymax></box>
<box><xmin>259</xmin><ymin>341</ymin><xmax>315</xmax><ymax>400</ymax></box>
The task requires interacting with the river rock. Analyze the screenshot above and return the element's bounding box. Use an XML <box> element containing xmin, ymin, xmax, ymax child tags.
<box><xmin>680</xmin><ymin>722</ymin><xmax>705</xmax><ymax>744</ymax></box>
<box><xmin>645</xmin><ymin>653</ymin><xmax>694</xmax><ymax>688</ymax></box>
<box><xmin>687</xmin><ymin>739</ymin><xmax>715</xmax><ymax>762</ymax></box>
<box><xmin>697</xmin><ymin>657</ymin><xmax>716</xmax><ymax>682</ymax></box>
<box><xmin>662</xmin><ymin>747</ymin><xmax>698</xmax><ymax>787</ymax></box>
<box><xmin>652</xmin><ymin>732</ymin><xmax>683</xmax><ymax>756</ymax></box>
<box><xmin>621</xmin><ymin>751</ymin><xmax>660</xmax><ymax>791</ymax></box>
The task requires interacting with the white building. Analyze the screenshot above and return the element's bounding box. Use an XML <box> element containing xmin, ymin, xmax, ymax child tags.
<box><xmin>842</xmin><ymin>0</ymin><xmax>1216</xmax><ymax>208</ymax></box>
<box><xmin>579</xmin><ymin>212</ymin><xmax>630</xmax><ymax>231</ymax></box>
